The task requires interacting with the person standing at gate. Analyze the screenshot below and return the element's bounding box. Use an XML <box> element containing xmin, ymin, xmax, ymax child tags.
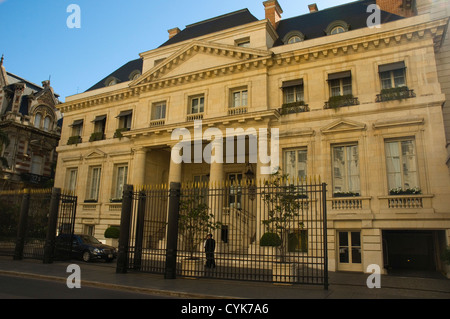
<box><xmin>204</xmin><ymin>233</ymin><xmax>216</xmax><ymax>268</ymax></box>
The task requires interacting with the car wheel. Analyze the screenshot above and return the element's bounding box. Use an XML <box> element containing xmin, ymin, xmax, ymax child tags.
<box><xmin>82</xmin><ymin>251</ymin><xmax>91</xmax><ymax>262</ymax></box>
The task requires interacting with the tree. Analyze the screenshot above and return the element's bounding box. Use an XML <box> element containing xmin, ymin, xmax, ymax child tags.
<box><xmin>261</xmin><ymin>169</ymin><xmax>305</xmax><ymax>262</ymax></box>
<box><xmin>178</xmin><ymin>194</ymin><xmax>221</xmax><ymax>260</ymax></box>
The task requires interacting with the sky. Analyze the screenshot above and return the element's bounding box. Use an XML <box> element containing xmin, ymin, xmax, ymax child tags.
<box><xmin>0</xmin><ymin>0</ymin><xmax>351</xmax><ymax>101</ymax></box>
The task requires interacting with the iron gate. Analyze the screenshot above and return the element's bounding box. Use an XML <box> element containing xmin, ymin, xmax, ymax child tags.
<box><xmin>0</xmin><ymin>188</ymin><xmax>77</xmax><ymax>262</ymax></box>
<box><xmin>117</xmin><ymin>177</ymin><xmax>328</xmax><ymax>288</ymax></box>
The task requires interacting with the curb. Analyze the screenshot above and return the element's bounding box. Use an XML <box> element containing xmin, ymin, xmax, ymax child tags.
<box><xmin>0</xmin><ymin>270</ymin><xmax>239</xmax><ymax>299</ymax></box>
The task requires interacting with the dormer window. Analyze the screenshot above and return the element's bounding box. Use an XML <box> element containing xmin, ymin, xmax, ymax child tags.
<box><xmin>105</xmin><ymin>77</ymin><xmax>118</xmax><ymax>86</ymax></box>
<box><xmin>34</xmin><ymin>113</ymin><xmax>42</xmax><ymax>128</ymax></box>
<box><xmin>283</xmin><ymin>31</ymin><xmax>305</xmax><ymax>45</ymax></box>
<box><xmin>129</xmin><ymin>70</ymin><xmax>141</xmax><ymax>81</ymax></box>
<box><xmin>330</xmin><ymin>26</ymin><xmax>345</xmax><ymax>34</ymax></box>
<box><xmin>326</xmin><ymin>21</ymin><xmax>349</xmax><ymax>35</ymax></box>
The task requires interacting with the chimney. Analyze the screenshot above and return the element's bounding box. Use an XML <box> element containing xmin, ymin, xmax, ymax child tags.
<box><xmin>168</xmin><ymin>27</ymin><xmax>181</xmax><ymax>39</ymax></box>
<box><xmin>263</xmin><ymin>0</ymin><xmax>283</xmax><ymax>29</ymax></box>
<box><xmin>308</xmin><ymin>3</ymin><xmax>319</xmax><ymax>13</ymax></box>
<box><xmin>376</xmin><ymin>0</ymin><xmax>415</xmax><ymax>17</ymax></box>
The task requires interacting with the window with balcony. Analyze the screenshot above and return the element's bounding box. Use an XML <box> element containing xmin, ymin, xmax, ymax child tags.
<box><xmin>229</xmin><ymin>88</ymin><xmax>248</xmax><ymax>115</ymax></box>
<box><xmin>150</xmin><ymin>101</ymin><xmax>166</xmax><ymax>126</ymax></box>
<box><xmin>332</xmin><ymin>144</ymin><xmax>360</xmax><ymax>197</ymax></box>
<box><xmin>90</xmin><ymin>115</ymin><xmax>106</xmax><ymax>142</ymax></box>
<box><xmin>326</xmin><ymin>71</ymin><xmax>358</xmax><ymax>109</ymax></box>
<box><xmin>280</xmin><ymin>79</ymin><xmax>308</xmax><ymax>114</ymax></box>
<box><xmin>377</xmin><ymin>61</ymin><xmax>415</xmax><ymax>102</ymax></box>
<box><xmin>115</xmin><ymin>110</ymin><xmax>132</xmax><ymax>138</ymax></box>
<box><xmin>68</xmin><ymin>119</ymin><xmax>83</xmax><ymax>145</ymax></box>
<box><xmin>385</xmin><ymin>139</ymin><xmax>420</xmax><ymax>194</ymax></box>
<box><xmin>187</xmin><ymin>95</ymin><xmax>204</xmax><ymax>121</ymax></box>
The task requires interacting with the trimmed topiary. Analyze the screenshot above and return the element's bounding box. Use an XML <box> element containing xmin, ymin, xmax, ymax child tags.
<box><xmin>260</xmin><ymin>232</ymin><xmax>282</xmax><ymax>247</ymax></box>
<box><xmin>104</xmin><ymin>227</ymin><xmax>120</xmax><ymax>239</ymax></box>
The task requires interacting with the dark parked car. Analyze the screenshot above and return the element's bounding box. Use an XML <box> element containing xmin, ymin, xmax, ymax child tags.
<box><xmin>57</xmin><ymin>234</ymin><xmax>117</xmax><ymax>262</ymax></box>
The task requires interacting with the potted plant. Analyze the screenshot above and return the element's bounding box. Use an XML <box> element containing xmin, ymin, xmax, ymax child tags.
<box><xmin>261</xmin><ymin>170</ymin><xmax>302</xmax><ymax>282</ymax></box>
<box><xmin>389</xmin><ymin>187</ymin><xmax>421</xmax><ymax>195</ymax></box>
<box><xmin>178</xmin><ymin>195</ymin><xmax>221</xmax><ymax>276</ymax></box>
<box><xmin>104</xmin><ymin>226</ymin><xmax>120</xmax><ymax>248</ymax></box>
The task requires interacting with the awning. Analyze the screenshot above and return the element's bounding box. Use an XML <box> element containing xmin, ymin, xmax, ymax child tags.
<box><xmin>378</xmin><ymin>61</ymin><xmax>406</xmax><ymax>73</ymax></box>
<box><xmin>116</xmin><ymin>110</ymin><xmax>132</xmax><ymax>118</ymax></box>
<box><xmin>281</xmin><ymin>79</ymin><xmax>303</xmax><ymax>88</ymax></box>
<box><xmin>92</xmin><ymin>115</ymin><xmax>106</xmax><ymax>122</ymax></box>
<box><xmin>69</xmin><ymin>119</ymin><xmax>83</xmax><ymax>127</ymax></box>
<box><xmin>327</xmin><ymin>71</ymin><xmax>351</xmax><ymax>81</ymax></box>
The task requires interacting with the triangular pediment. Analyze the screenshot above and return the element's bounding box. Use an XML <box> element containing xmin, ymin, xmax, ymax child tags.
<box><xmin>85</xmin><ymin>149</ymin><xmax>107</xmax><ymax>159</ymax></box>
<box><xmin>321</xmin><ymin>119</ymin><xmax>366</xmax><ymax>135</ymax></box>
<box><xmin>130</xmin><ymin>41</ymin><xmax>271</xmax><ymax>86</ymax></box>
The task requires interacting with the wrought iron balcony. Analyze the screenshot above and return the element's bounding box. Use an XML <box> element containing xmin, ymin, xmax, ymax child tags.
<box><xmin>324</xmin><ymin>95</ymin><xmax>359</xmax><ymax>109</ymax></box>
<box><xmin>278</xmin><ymin>102</ymin><xmax>309</xmax><ymax>115</ymax></box>
<box><xmin>376</xmin><ymin>87</ymin><xmax>416</xmax><ymax>102</ymax></box>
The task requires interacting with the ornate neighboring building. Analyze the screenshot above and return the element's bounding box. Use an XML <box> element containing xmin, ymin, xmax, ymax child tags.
<box><xmin>54</xmin><ymin>0</ymin><xmax>450</xmax><ymax>275</ymax></box>
<box><xmin>0</xmin><ymin>57</ymin><xmax>62</xmax><ymax>190</ymax></box>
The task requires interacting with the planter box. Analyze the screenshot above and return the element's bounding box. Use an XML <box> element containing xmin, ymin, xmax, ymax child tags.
<box><xmin>273</xmin><ymin>263</ymin><xmax>297</xmax><ymax>283</ymax></box>
<box><xmin>105</xmin><ymin>238</ymin><xmax>118</xmax><ymax>248</ymax></box>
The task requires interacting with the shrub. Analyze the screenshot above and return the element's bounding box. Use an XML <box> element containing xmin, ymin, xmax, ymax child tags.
<box><xmin>104</xmin><ymin>227</ymin><xmax>120</xmax><ymax>239</ymax></box>
<box><xmin>442</xmin><ymin>247</ymin><xmax>450</xmax><ymax>265</ymax></box>
<box><xmin>260</xmin><ymin>232</ymin><xmax>282</xmax><ymax>247</ymax></box>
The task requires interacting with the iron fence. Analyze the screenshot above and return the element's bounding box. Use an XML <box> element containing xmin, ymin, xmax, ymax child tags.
<box><xmin>0</xmin><ymin>188</ymin><xmax>77</xmax><ymax>262</ymax></box>
<box><xmin>118</xmin><ymin>176</ymin><xmax>328</xmax><ymax>288</ymax></box>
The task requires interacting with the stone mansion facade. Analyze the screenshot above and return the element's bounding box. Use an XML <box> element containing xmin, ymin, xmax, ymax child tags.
<box><xmin>54</xmin><ymin>0</ymin><xmax>450</xmax><ymax>275</ymax></box>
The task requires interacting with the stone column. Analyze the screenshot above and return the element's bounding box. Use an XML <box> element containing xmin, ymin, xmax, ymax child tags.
<box><xmin>208</xmin><ymin>138</ymin><xmax>224</xmax><ymax>247</ymax></box>
<box><xmin>132</xmin><ymin>147</ymin><xmax>148</xmax><ymax>187</ymax></box>
<box><xmin>168</xmin><ymin>144</ymin><xmax>183</xmax><ymax>184</ymax></box>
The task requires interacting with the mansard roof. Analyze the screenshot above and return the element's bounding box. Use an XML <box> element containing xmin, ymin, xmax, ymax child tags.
<box><xmin>274</xmin><ymin>0</ymin><xmax>403</xmax><ymax>46</ymax></box>
<box><xmin>84</xmin><ymin>0</ymin><xmax>404</xmax><ymax>93</ymax></box>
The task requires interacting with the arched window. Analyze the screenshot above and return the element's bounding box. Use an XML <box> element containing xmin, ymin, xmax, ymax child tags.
<box><xmin>34</xmin><ymin>113</ymin><xmax>42</xmax><ymax>128</ymax></box>
<box><xmin>330</xmin><ymin>26</ymin><xmax>345</xmax><ymax>34</ymax></box>
<box><xmin>43</xmin><ymin>116</ymin><xmax>52</xmax><ymax>131</ymax></box>
<box><xmin>283</xmin><ymin>31</ymin><xmax>305</xmax><ymax>45</ymax></box>
<box><xmin>288</xmin><ymin>36</ymin><xmax>302</xmax><ymax>44</ymax></box>
<box><xmin>326</xmin><ymin>21</ymin><xmax>349</xmax><ymax>35</ymax></box>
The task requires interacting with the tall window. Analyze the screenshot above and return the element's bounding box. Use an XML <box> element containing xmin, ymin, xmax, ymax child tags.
<box><xmin>34</xmin><ymin>113</ymin><xmax>42</xmax><ymax>128</ymax></box>
<box><xmin>66</xmin><ymin>168</ymin><xmax>78</xmax><ymax>193</ymax></box>
<box><xmin>43</xmin><ymin>116</ymin><xmax>51</xmax><ymax>131</ymax></box>
<box><xmin>152</xmin><ymin>102</ymin><xmax>166</xmax><ymax>120</ymax></box>
<box><xmin>87</xmin><ymin>166</ymin><xmax>101</xmax><ymax>202</ymax></box>
<box><xmin>284</xmin><ymin>148</ymin><xmax>307</xmax><ymax>181</ymax></box>
<box><xmin>328</xmin><ymin>71</ymin><xmax>352</xmax><ymax>97</ymax></box>
<box><xmin>231</xmin><ymin>88</ymin><xmax>248</xmax><ymax>108</ymax></box>
<box><xmin>93</xmin><ymin>115</ymin><xmax>106</xmax><ymax>134</ymax></box>
<box><xmin>282</xmin><ymin>79</ymin><xmax>304</xmax><ymax>103</ymax></box>
<box><xmin>385</xmin><ymin>139</ymin><xmax>419</xmax><ymax>191</ymax></box>
<box><xmin>71</xmin><ymin>120</ymin><xmax>83</xmax><ymax>137</ymax></box>
<box><xmin>117</xmin><ymin>110</ymin><xmax>132</xmax><ymax>130</ymax></box>
<box><xmin>332</xmin><ymin>145</ymin><xmax>360</xmax><ymax>195</ymax></box>
<box><xmin>379</xmin><ymin>61</ymin><xmax>406</xmax><ymax>89</ymax></box>
<box><xmin>113</xmin><ymin>165</ymin><xmax>128</xmax><ymax>199</ymax></box>
<box><xmin>190</xmin><ymin>96</ymin><xmax>204</xmax><ymax>114</ymax></box>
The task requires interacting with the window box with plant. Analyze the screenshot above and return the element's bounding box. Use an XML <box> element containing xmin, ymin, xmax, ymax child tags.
<box><xmin>333</xmin><ymin>191</ymin><xmax>360</xmax><ymax>197</ymax></box>
<box><xmin>89</xmin><ymin>131</ymin><xmax>105</xmax><ymax>142</ymax></box>
<box><xmin>376</xmin><ymin>86</ymin><xmax>415</xmax><ymax>102</ymax></box>
<box><xmin>389</xmin><ymin>187</ymin><xmax>421</xmax><ymax>195</ymax></box>
<box><xmin>279</xmin><ymin>101</ymin><xmax>309</xmax><ymax>115</ymax></box>
<box><xmin>113</xmin><ymin>127</ymin><xmax>129</xmax><ymax>139</ymax></box>
<box><xmin>325</xmin><ymin>94</ymin><xmax>359</xmax><ymax>109</ymax></box>
<box><xmin>67</xmin><ymin>135</ymin><xmax>82</xmax><ymax>145</ymax></box>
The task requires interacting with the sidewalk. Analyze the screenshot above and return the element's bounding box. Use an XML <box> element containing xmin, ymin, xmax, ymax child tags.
<box><xmin>0</xmin><ymin>256</ymin><xmax>449</xmax><ymax>299</ymax></box>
